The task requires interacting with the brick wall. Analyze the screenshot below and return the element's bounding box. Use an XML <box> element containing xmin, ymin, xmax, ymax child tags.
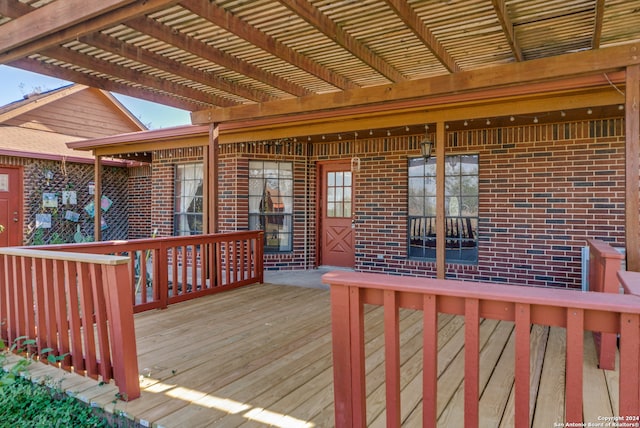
<box><xmin>137</xmin><ymin>117</ymin><xmax>627</xmax><ymax>288</ymax></box>
<box><xmin>128</xmin><ymin>165</ymin><xmax>152</xmax><ymax>238</ymax></box>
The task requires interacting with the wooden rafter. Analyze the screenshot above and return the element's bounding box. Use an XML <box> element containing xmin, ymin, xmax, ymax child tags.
<box><xmin>82</xmin><ymin>33</ymin><xmax>276</xmax><ymax>103</ymax></box>
<box><xmin>0</xmin><ymin>0</ymin><xmax>180</xmax><ymax>64</ymax></box>
<box><xmin>0</xmin><ymin>0</ymin><xmax>135</xmax><ymax>53</ymax></box>
<box><xmin>491</xmin><ymin>0</ymin><xmax>524</xmax><ymax>62</ymax></box>
<box><xmin>10</xmin><ymin>57</ymin><xmax>205</xmax><ymax>111</ymax></box>
<box><xmin>592</xmin><ymin>0</ymin><xmax>605</xmax><ymax>49</ymax></box>
<box><xmin>125</xmin><ymin>15</ymin><xmax>311</xmax><ymax>98</ymax></box>
<box><xmin>180</xmin><ymin>0</ymin><xmax>357</xmax><ymax>90</ymax></box>
<box><xmin>39</xmin><ymin>45</ymin><xmax>236</xmax><ymax>107</ymax></box>
<box><xmin>278</xmin><ymin>0</ymin><xmax>405</xmax><ymax>83</ymax></box>
<box><xmin>384</xmin><ymin>0</ymin><xmax>460</xmax><ymax>73</ymax></box>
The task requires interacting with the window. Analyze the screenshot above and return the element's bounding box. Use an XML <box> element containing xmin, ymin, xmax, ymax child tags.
<box><xmin>326</xmin><ymin>171</ymin><xmax>352</xmax><ymax>218</ymax></box>
<box><xmin>174</xmin><ymin>163</ymin><xmax>203</xmax><ymax>235</ymax></box>
<box><xmin>408</xmin><ymin>154</ymin><xmax>479</xmax><ymax>263</ymax></box>
<box><xmin>249</xmin><ymin>161</ymin><xmax>293</xmax><ymax>252</ymax></box>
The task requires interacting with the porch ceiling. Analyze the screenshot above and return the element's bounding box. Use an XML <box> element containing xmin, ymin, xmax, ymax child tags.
<box><xmin>1</xmin><ymin>0</ymin><xmax>639</xmax><ymax>126</ymax></box>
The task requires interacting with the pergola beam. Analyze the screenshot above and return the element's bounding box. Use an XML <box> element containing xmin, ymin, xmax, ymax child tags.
<box><xmin>82</xmin><ymin>33</ymin><xmax>276</xmax><ymax>104</ymax></box>
<box><xmin>0</xmin><ymin>0</ymin><xmax>135</xmax><ymax>53</ymax></box>
<box><xmin>9</xmin><ymin>58</ymin><xmax>206</xmax><ymax>111</ymax></box>
<box><xmin>38</xmin><ymin>46</ymin><xmax>234</xmax><ymax>107</ymax></box>
<box><xmin>0</xmin><ymin>0</ymin><xmax>179</xmax><ymax>64</ymax></box>
<box><xmin>125</xmin><ymin>15</ymin><xmax>310</xmax><ymax>98</ymax></box>
<box><xmin>491</xmin><ymin>0</ymin><xmax>524</xmax><ymax>62</ymax></box>
<box><xmin>592</xmin><ymin>0</ymin><xmax>605</xmax><ymax>49</ymax></box>
<box><xmin>192</xmin><ymin>41</ymin><xmax>640</xmax><ymax>124</ymax></box>
<box><xmin>384</xmin><ymin>0</ymin><xmax>460</xmax><ymax>72</ymax></box>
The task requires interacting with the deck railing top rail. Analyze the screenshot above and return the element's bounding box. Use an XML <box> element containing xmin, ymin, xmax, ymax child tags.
<box><xmin>323</xmin><ymin>271</ymin><xmax>640</xmax><ymax>316</ymax></box>
<box><xmin>31</xmin><ymin>231</ymin><xmax>261</xmax><ymax>253</ymax></box>
<box><xmin>0</xmin><ymin>247</ymin><xmax>130</xmax><ymax>265</ymax></box>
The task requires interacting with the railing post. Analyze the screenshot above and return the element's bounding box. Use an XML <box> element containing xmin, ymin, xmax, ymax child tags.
<box><xmin>331</xmin><ymin>284</ymin><xmax>366</xmax><ymax>428</ymax></box>
<box><xmin>587</xmin><ymin>239</ymin><xmax>624</xmax><ymax>370</ymax></box>
<box><xmin>102</xmin><ymin>262</ymin><xmax>140</xmax><ymax>400</ymax></box>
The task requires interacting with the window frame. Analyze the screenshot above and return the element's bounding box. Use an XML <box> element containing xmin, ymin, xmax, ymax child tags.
<box><xmin>248</xmin><ymin>160</ymin><xmax>294</xmax><ymax>253</ymax></box>
<box><xmin>408</xmin><ymin>154</ymin><xmax>479</xmax><ymax>264</ymax></box>
<box><xmin>173</xmin><ymin>162</ymin><xmax>204</xmax><ymax>236</ymax></box>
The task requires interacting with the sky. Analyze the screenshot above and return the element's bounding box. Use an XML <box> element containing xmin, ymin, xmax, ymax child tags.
<box><xmin>0</xmin><ymin>65</ymin><xmax>192</xmax><ymax>130</ymax></box>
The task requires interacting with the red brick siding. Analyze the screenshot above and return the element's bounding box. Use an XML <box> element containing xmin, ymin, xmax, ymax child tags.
<box><xmin>127</xmin><ymin>165</ymin><xmax>152</xmax><ymax>238</ymax></box>
<box><xmin>135</xmin><ymin>118</ymin><xmax>627</xmax><ymax>288</ymax></box>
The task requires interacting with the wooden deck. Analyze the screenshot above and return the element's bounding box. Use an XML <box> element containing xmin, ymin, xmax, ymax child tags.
<box><xmin>99</xmin><ymin>283</ymin><xmax>619</xmax><ymax>427</ymax></box>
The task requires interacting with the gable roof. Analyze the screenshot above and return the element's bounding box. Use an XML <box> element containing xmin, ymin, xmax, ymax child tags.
<box><xmin>0</xmin><ymin>83</ymin><xmax>145</xmax><ymax>164</ymax></box>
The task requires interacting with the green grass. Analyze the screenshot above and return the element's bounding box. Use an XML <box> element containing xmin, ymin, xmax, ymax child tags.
<box><xmin>0</xmin><ymin>337</ymin><xmax>139</xmax><ymax>428</ymax></box>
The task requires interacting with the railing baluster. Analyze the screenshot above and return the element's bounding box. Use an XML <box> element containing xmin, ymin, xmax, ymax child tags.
<box><xmin>514</xmin><ymin>302</ymin><xmax>531</xmax><ymax>427</ymax></box>
<box><xmin>89</xmin><ymin>263</ymin><xmax>112</xmax><ymax>382</ymax></box>
<box><xmin>464</xmin><ymin>298</ymin><xmax>480</xmax><ymax>427</ymax></box>
<box><xmin>565</xmin><ymin>308</ymin><xmax>584</xmax><ymax>423</ymax></box>
<box><xmin>13</xmin><ymin>256</ymin><xmax>25</xmax><ymax>344</ymax></box>
<box><xmin>20</xmin><ymin>257</ymin><xmax>36</xmax><ymax>354</ymax></box>
<box><xmin>0</xmin><ymin>255</ymin><xmax>7</xmax><ymax>342</ymax></box>
<box><xmin>42</xmin><ymin>259</ymin><xmax>56</xmax><ymax>353</ymax></box>
<box><xmin>32</xmin><ymin>257</ymin><xmax>47</xmax><ymax>352</ymax></box>
<box><xmin>65</xmin><ymin>261</ymin><xmax>83</xmax><ymax>371</ymax></box>
<box><xmin>52</xmin><ymin>259</ymin><xmax>70</xmax><ymax>368</ymax></box>
<box><xmin>383</xmin><ymin>289</ymin><xmax>401</xmax><ymax>427</ymax></box>
<box><xmin>77</xmin><ymin>261</ymin><xmax>98</xmax><ymax>379</ymax></box>
<box><xmin>423</xmin><ymin>294</ymin><xmax>438</xmax><ymax>426</ymax></box>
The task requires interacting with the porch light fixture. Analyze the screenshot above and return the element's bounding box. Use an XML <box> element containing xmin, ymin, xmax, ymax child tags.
<box><xmin>420</xmin><ymin>136</ymin><xmax>433</xmax><ymax>161</ymax></box>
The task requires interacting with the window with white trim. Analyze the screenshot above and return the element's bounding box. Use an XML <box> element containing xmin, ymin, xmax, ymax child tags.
<box><xmin>174</xmin><ymin>163</ymin><xmax>203</xmax><ymax>236</ymax></box>
<box><xmin>249</xmin><ymin>161</ymin><xmax>293</xmax><ymax>252</ymax></box>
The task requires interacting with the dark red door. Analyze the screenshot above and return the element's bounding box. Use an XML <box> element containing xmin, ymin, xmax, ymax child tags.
<box><xmin>0</xmin><ymin>167</ymin><xmax>22</xmax><ymax>246</ymax></box>
<box><xmin>320</xmin><ymin>162</ymin><xmax>355</xmax><ymax>267</ymax></box>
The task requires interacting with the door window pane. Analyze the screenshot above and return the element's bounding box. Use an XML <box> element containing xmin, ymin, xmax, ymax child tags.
<box><xmin>327</xmin><ymin>171</ymin><xmax>352</xmax><ymax>218</ymax></box>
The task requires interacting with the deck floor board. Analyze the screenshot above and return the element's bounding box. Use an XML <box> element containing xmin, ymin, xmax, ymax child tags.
<box><xmin>92</xmin><ymin>283</ymin><xmax>621</xmax><ymax>427</ymax></box>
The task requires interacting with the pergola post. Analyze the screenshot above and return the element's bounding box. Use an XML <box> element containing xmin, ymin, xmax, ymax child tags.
<box><xmin>626</xmin><ymin>65</ymin><xmax>640</xmax><ymax>271</ymax></box>
<box><xmin>436</xmin><ymin>121</ymin><xmax>446</xmax><ymax>279</ymax></box>
<box><xmin>208</xmin><ymin>123</ymin><xmax>219</xmax><ymax>234</ymax></box>
<box><xmin>93</xmin><ymin>153</ymin><xmax>102</xmax><ymax>242</ymax></box>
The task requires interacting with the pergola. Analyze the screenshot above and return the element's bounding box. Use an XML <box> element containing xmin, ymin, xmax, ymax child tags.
<box><xmin>2</xmin><ymin>0</ymin><xmax>639</xmax><ymax>274</ymax></box>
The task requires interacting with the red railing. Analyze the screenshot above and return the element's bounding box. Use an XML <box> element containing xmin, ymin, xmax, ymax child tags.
<box><xmin>587</xmin><ymin>238</ymin><xmax>624</xmax><ymax>370</ymax></box>
<box><xmin>323</xmin><ymin>271</ymin><xmax>640</xmax><ymax>427</ymax></box>
<box><xmin>36</xmin><ymin>232</ymin><xmax>264</xmax><ymax>313</ymax></box>
<box><xmin>0</xmin><ymin>248</ymin><xmax>140</xmax><ymax>400</ymax></box>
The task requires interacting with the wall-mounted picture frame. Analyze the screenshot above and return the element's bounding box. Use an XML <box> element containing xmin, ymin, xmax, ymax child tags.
<box><xmin>64</xmin><ymin>210</ymin><xmax>80</xmax><ymax>222</ymax></box>
<box><xmin>42</xmin><ymin>192</ymin><xmax>58</xmax><ymax>208</ymax></box>
<box><xmin>36</xmin><ymin>213</ymin><xmax>52</xmax><ymax>229</ymax></box>
<box><xmin>62</xmin><ymin>190</ymin><xmax>77</xmax><ymax>205</ymax></box>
